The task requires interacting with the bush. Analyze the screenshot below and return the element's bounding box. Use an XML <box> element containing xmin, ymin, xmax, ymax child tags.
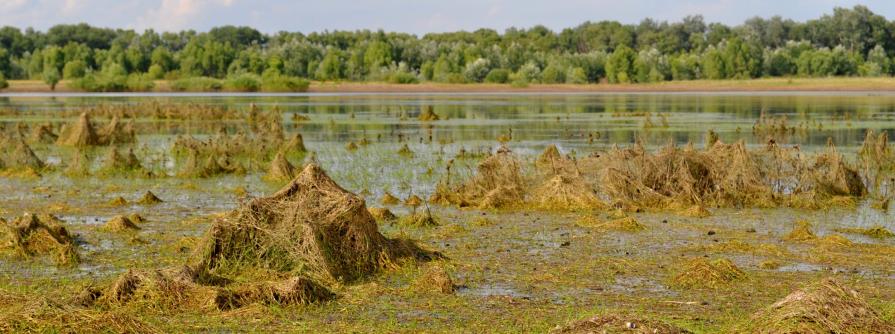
<box><xmin>170</xmin><ymin>77</ymin><xmax>223</xmax><ymax>92</ymax></box>
<box><xmin>540</xmin><ymin>64</ymin><xmax>566</xmax><ymax>84</ymax></box>
<box><xmin>567</xmin><ymin>67</ymin><xmax>588</xmax><ymax>84</ymax></box>
<box><xmin>484</xmin><ymin>69</ymin><xmax>510</xmax><ymax>83</ymax></box>
<box><xmin>223</xmin><ymin>73</ymin><xmax>262</xmax><ymax>92</ymax></box>
<box><xmin>444</xmin><ymin>73</ymin><xmax>467</xmax><ymax>84</ymax></box>
<box><xmin>387</xmin><ymin>72</ymin><xmax>419</xmax><ymax>84</ymax></box>
<box><xmin>70</xmin><ymin>73</ymin><xmax>127</xmax><ymax>92</ymax></box>
<box><xmin>126</xmin><ymin>74</ymin><xmax>155</xmax><ymax>91</ymax></box>
<box><xmin>463</xmin><ymin>58</ymin><xmax>491</xmax><ymax>83</ymax></box>
<box><xmin>63</xmin><ymin>60</ymin><xmax>87</xmax><ymax>79</ymax></box>
<box><xmin>0</xmin><ymin>73</ymin><xmax>8</xmax><ymax>89</ymax></box>
<box><xmin>510</xmin><ymin>79</ymin><xmax>530</xmax><ymax>88</ymax></box>
<box><xmin>147</xmin><ymin>64</ymin><xmax>165</xmax><ymax>79</ymax></box>
<box><xmin>262</xmin><ymin>75</ymin><xmax>310</xmax><ymax>92</ymax></box>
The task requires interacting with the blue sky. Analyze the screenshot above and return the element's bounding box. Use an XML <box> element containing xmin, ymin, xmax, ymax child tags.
<box><xmin>0</xmin><ymin>0</ymin><xmax>893</xmax><ymax>34</ymax></box>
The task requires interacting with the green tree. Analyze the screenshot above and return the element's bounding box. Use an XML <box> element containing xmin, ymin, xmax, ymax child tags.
<box><xmin>62</xmin><ymin>60</ymin><xmax>87</xmax><ymax>78</ymax></box>
<box><xmin>42</xmin><ymin>67</ymin><xmax>61</xmax><ymax>90</ymax></box>
<box><xmin>606</xmin><ymin>45</ymin><xmax>636</xmax><ymax>83</ymax></box>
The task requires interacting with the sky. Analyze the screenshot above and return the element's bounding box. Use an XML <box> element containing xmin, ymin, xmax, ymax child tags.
<box><xmin>0</xmin><ymin>0</ymin><xmax>894</xmax><ymax>34</ymax></box>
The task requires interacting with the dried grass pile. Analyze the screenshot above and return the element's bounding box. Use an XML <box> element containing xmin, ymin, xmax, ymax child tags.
<box><xmin>412</xmin><ymin>263</ymin><xmax>455</xmax><ymax>294</ymax></box>
<box><xmin>265</xmin><ymin>152</ymin><xmax>298</xmax><ymax>181</ymax></box>
<box><xmin>397</xmin><ymin>211</ymin><xmax>439</xmax><ymax>227</ymax></box>
<box><xmin>27</xmin><ymin>123</ymin><xmax>58</xmax><ymax>144</ymax></box>
<box><xmin>0</xmin><ymin>289</ymin><xmax>156</xmax><ymax>333</ymax></box>
<box><xmin>741</xmin><ymin>277</ymin><xmax>895</xmax><ymax>334</ymax></box>
<box><xmin>57</xmin><ymin>113</ymin><xmax>135</xmax><ymax>147</ymax></box>
<box><xmin>192</xmin><ymin>164</ymin><xmax>436</xmax><ymax>283</ymax></box>
<box><xmin>434</xmin><ymin>147</ymin><xmax>526</xmax><ymax>209</ymax></box>
<box><xmin>99</xmin><ymin>148</ymin><xmax>146</xmax><ymax>175</ymax></box>
<box><xmin>418</xmin><ymin>106</ymin><xmax>440</xmax><ymax>121</ymax></box>
<box><xmin>577</xmin><ymin>216</ymin><xmax>645</xmax><ymax>232</ymax></box>
<box><xmin>137</xmin><ymin>191</ymin><xmax>163</xmax><ymax>205</ymax></box>
<box><xmin>0</xmin><ymin>213</ymin><xmax>79</xmax><ymax>266</ymax></box>
<box><xmin>177</xmin><ymin>148</ymin><xmax>246</xmax><ymax>178</ymax></box>
<box><xmin>551</xmin><ymin>314</ymin><xmax>691</xmax><ymax>334</ymax></box>
<box><xmin>671</xmin><ymin>258</ymin><xmax>746</xmax><ymax>289</ymax></box>
<box><xmin>103</xmin><ymin>215</ymin><xmax>141</xmax><ymax>232</ymax></box>
<box><xmin>833</xmin><ymin>226</ymin><xmax>894</xmax><ymax>239</ymax></box>
<box><xmin>783</xmin><ymin>221</ymin><xmax>817</xmax><ymax>242</ymax></box>
<box><xmin>367</xmin><ymin>207</ymin><xmax>397</xmax><ymax>222</ymax></box>
<box><xmin>529</xmin><ymin>174</ymin><xmax>606</xmax><ymax>210</ymax></box>
<box><xmin>88</xmin><ymin>165</ymin><xmax>437</xmax><ymax>311</ymax></box>
<box><xmin>380</xmin><ymin>192</ymin><xmax>400</xmax><ymax>205</ymax></box>
<box><xmin>0</xmin><ymin>137</ymin><xmax>45</xmax><ymax>172</ymax></box>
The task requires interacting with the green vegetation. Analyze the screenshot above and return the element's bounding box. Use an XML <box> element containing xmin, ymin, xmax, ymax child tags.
<box><xmin>1</xmin><ymin>6</ymin><xmax>895</xmax><ymax>92</ymax></box>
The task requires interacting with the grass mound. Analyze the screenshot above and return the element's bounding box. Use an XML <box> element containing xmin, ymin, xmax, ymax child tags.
<box><xmin>435</xmin><ymin>147</ymin><xmax>526</xmax><ymax>209</ymax></box>
<box><xmin>0</xmin><ymin>213</ymin><xmax>79</xmax><ymax>266</ymax></box>
<box><xmin>833</xmin><ymin>226</ymin><xmax>895</xmax><ymax>239</ymax></box>
<box><xmin>742</xmin><ymin>277</ymin><xmax>895</xmax><ymax>333</ymax></box>
<box><xmin>0</xmin><ymin>290</ymin><xmax>155</xmax><ymax>333</ymax></box>
<box><xmin>99</xmin><ymin>147</ymin><xmax>145</xmax><ymax>175</ymax></box>
<box><xmin>784</xmin><ymin>221</ymin><xmax>817</xmax><ymax>242</ymax></box>
<box><xmin>265</xmin><ymin>152</ymin><xmax>297</xmax><ymax>181</ymax></box>
<box><xmin>137</xmin><ymin>191</ymin><xmax>163</xmax><ymax>205</ymax></box>
<box><xmin>551</xmin><ymin>314</ymin><xmax>691</xmax><ymax>334</ymax></box>
<box><xmin>57</xmin><ymin>113</ymin><xmax>135</xmax><ymax>147</ymax></box>
<box><xmin>530</xmin><ymin>174</ymin><xmax>606</xmax><ymax>210</ymax></box>
<box><xmin>677</xmin><ymin>205</ymin><xmax>711</xmax><ymax>218</ymax></box>
<box><xmin>577</xmin><ymin>216</ymin><xmax>646</xmax><ymax>232</ymax></box>
<box><xmin>368</xmin><ymin>207</ymin><xmax>397</xmax><ymax>222</ymax></box>
<box><xmin>381</xmin><ymin>192</ymin><xmax>400</xmax><ymax>205</ymax></box>
<box><xmin>27</xmin><ymin>123</ymin><xmax>58</xmax><ymax>144</ymax></box>
<box><xmin>0</xmin><ymin>137</ymin><xmax>45</xmax><ymax>173</ymax></box>
<box><xmin>671</xmin><ymin>258</ymin><xmax>746</xmax><ymax>289</ymax></box>
<box><xmin>412</xmin><ymin>263</ymin><xmax>455</xmax><ymax>294</ymax></box>
<box><xmin>103</xmin><ymin>215</ymin><xmax>140</xmax><ymax>232</ymax></box>
<box><xmin>418</xmin><ymin>106</ymin><xmax>440</xmax><ymax>121</ymax></box>
<box><xmin>192</xmin><ymin>164</ymin><xmax>437</xmax><ymax>283</ymax></box>
<box><xmin>396</xmin><ymin>210</ymin><xmax>439</xmax><ymax>227</ymax></box>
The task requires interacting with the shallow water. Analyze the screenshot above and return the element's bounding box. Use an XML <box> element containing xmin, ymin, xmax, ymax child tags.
<box><xmin>2</xmin><ymin>93</ymin><xmax>895</xmax><ymax>331</ymax></box>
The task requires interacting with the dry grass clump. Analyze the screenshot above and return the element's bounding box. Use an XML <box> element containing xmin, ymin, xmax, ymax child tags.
<box><xmin>815</xmin><ymin>234</ymin><xmax>853</xmax><ymax>248</ymax></box>
<box><xmin>833</xmin><ymin>226</ymin><xmax>895</xmax><ymax>239</ymax></box>
<box><xmin>192</xmin><ymin>164</ymin><xmax>437</xmax><ymax>284</ymax></box>
<box><xmin>404</xmin><ymin>194</ymin><xmax>423</xmax><ymax>207</ymax></box>
<box><xmin>677</xmin><ymin>205</ymin><xmax>711</xmax><ymax>218</ymax></box>
<box><xmin>0</xmin><ymin>289</ymin><xmax>156</xmax><ymax>333</ymax></box>
<box><xmin>412</xmin><ymin>263</ymin><xmax>455</xmax><ymax>294</ymax></box>
<box><xmin>418</xmin><ymin>106</ymin><xmax>440</xmax><ymax>121</ymax></box>
<box><xmin>99</xmin><ymin>147</ymin><xmax>146</xmax><ymax>176</ymax></box>
<box><xmin>434</xmin><ymin>146</ymin><xmax>526</xmax><ymax>209</ymax></box>
<box><xmin>27</xmin><ymin>123</ymin><xmax>58</xmax><ymax>144</ymax></box>
<box><xmin>550</xmin><ymin>314</ymin><xmax>691</xmax><ymax>334</ymax></box>
<box><xmin>530</xmin><ymin>174</ymin><xmax>606</xmax><ymax>210</ymax></box>
<box><xmin>108</xmin><ymin>196</ymin><xmax>128</xmax><ymax>207</ymax></box>
<box><xmin>576</xmin><ymin>215</ymin><xmax>645</xmax><ymax>232</ymax></box>
<box><xmin>103</xmin><ymin>215</ymin><xmax>141</xmax><ymax>232</ymax></box>
<box><xmin>265</xmin><ymin>151</ymin><xmax>298</xmax><ymax>182</ymax></box>
<box><xmin>783</xmin><ymin>221</ymin><xmax>817</xmax><ymax>242</ymax></box>
<box><xmin>397</xmin><ymin>211</ymin><xmax>439</xmax><ymax>227</ymax></box>
<box><xmin>0</xmin><ymin>213</ymin><xmax>79</xmax><ymax>266</ymax></box>
<box><xmin>0</xmin><ymin>137</ymin><xmax>45</xmax><ymax>172</ymax></box>
<box><xmin>398</xmin><ymin>143</ymin><xmax>414</xmax><ymax>157</ymax></box>
<box><xmin>211</xmin><ymin>276</ymin><xmax>335</xmax><ymax>310</ymax></box>
<box><xmin>137</xmin><ymin>191</ymin><xmax>163</xmax><ymax>205</ymax></box>
<box><xmin>671</xmin><ymin>258</ymin><xmax>746</xmax><ymax>289</ymax></box>
<box><xmin>177</xmin><ymin>148</ymin><xmax>246</xmax><ymax>178</ymax></box>
<box><xmin>367</xmin><ymin>207</ymin><xmax>397</xmax><ymax>222</ymax></box>
<box><xmin>283</xmin><ymin>133</ymin><xmax>307</xmax><ymax>153</ymax></box>
<box><xmin>741</xmin><ymin>277</ymin><xmax>895</xmax><ymax>334</ymax></box>
<box><xmin>57</xmin><ymin>113</ymin><xmax>135</xmax><ymax>147</ymax></box>
<box><xmin>381</xmin><ymin>192</ymin><xmax>400</xmax><ymax>205</ymax></box>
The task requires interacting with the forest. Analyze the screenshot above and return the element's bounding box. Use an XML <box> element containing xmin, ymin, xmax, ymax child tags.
<box><xmin>1</xmin><ymin>5</ymin><xmax>895</xmax><ymax>91</ymax></box>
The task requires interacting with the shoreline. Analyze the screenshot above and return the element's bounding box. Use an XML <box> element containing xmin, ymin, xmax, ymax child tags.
<box><xmin>5</xmin><ymin>77</ymin><xmax>895</xmax><ymax>94</ymax></box>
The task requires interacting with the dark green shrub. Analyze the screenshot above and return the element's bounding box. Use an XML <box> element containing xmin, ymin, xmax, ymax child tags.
<box><xmin>484</xmin><ymin>69</ymin><xmax>510</xmax><ymax>83</ymax></box>
<box><xmin>262</xmin><ymin>75</ymin><xmax>310</xmax><ymax>92</ymax></box>
<box><xmin>170</xmin><ymin>77</ymin><xmax>223</xmax><ymax>91</ymax></box>
<box><xmin>387</xmin><ymin>72</ymin><xmax>419</xmax><ymax>84</ymax></box>
<box><xmin>224</xmin><ymin>73</ymin><xmax>262</xmax><ymax>92</ymax></box>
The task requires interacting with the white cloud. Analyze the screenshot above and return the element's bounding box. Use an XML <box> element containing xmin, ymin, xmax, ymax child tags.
<box><xmin>133</xmin><ymin>0</ymin><xmax>237</xmax><ymax>31</ymax></box>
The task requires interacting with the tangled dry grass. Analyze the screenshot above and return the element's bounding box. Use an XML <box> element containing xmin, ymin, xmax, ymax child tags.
<box><xmin>741</xmin><ymin>277</ymin><xmax>895</xmax><ymax>333</ymax></box>
<box><xmin>434</xmin><ymin>136</ymin><xmax>883</xmax><ymax>213</ymax></box>
<box><xmin>0</xmin><ymin>213</ymin><xmax>79</xmax><ymax>267</ymax></box>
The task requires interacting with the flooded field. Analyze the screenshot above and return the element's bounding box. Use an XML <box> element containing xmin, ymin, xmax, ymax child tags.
<box><xmin>1</xmin><ymin>92</ymin><xmax>895</xmax><ymax>333</ymax></box>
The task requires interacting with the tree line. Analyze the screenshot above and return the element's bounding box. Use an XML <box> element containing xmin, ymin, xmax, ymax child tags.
<box><xmin>1</xmin><ymin>6</ymin><xmax>895</xmax><ymax>90</ymax></box>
